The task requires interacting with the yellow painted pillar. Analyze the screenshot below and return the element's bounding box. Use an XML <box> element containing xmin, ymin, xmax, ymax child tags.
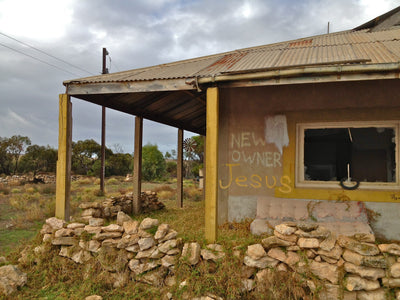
<box><xmin>55</xmin><ymin>94</ymin><xmax>72</xmax><ymax>221</ymax></box>
<box><xmin>132</xmin><ymin>116</ymin><xmax>143</xmax><ymax>215</ymax></box>
<box><xmin>177</xmin><ymin>128</ymin><xmax>183</xmax><ymax>208</ymax></box>
<box><xmin>205</xmin><ymin>87</ymin><xmax>219</xmax><ymax>242</ymax></box>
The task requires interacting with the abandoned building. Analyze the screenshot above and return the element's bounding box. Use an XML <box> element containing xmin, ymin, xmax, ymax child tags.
<box><xmin>57</xmin><ymin>6</ymin><xmax>400</xmax><ymax>241</ymax></box>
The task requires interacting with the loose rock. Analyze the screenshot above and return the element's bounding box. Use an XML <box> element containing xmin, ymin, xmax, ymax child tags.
<box><xmin>298</xmin><ymin>237</ymin><xmax>320</xmax><ymax>248</ymax></box>
<box><xmin>154</xmin><ymin>223</ymin><xmax>169</xmax><ymax>240</ymax></box>
<box><xmin>181</xmin><ymin>242</ymin><xmax>201</xmax><ymax>265</ymax></box>
<box><xmin>244</xmin><ymin>255</ymin><xmax>279</xmax><ymax>269</ymax></box>
<box><xmin>378</xmin><ymin>244</ymin><xmax>400</xmax><ymax>256</ymax></box>
<box><xmin>46</xmin><ymin>217</ymin><xmax>66</xmax><ymax>230</ymax></box>
<box><xmin>0</xmin><ymin>265</ymin><xmax>27</xmax><ymax>296</ymax></box>
<box><xmin>261</xmin><ymin>236</ymin><xmax>294</xmax><ymax>249</ymax></box>
<box><xmin>345</xmin><ymin>275</ymin><xmax>380</xmax><ymax>291</ymax></box>
<box><xmin>310</xmin><ymin>261</ymin><xmax>339</xmax><ymax>284</ymax></box>
<box><xmin>139</xmin><ymin>218</ymin><xmax>159</xmax><ymax>230</ymax></box>
<box><xmin>275</xmin><ymin>224</ymin><xmax>296</xmax><ymax>235</ymax></box>
<box><xmin>338</xmin><ymin>236</ymin><xmax>379</xmax><ymax>256</ymax></box>
<box><xmin>246</xmin><ymin>244</ymin><xmax>267</xmax><ymax>260</ymax></box>
<box><xmin>116</xmin><ymin>211</ymin><xmax>132</xmax><ymax>225</ymax></box>
<box><xmin>89</xmin><ymin>218</ymin><xmax>104</xmax><ymax>227</ymax></box>
<box><xmin>344</xmin><ymin>262</ymin><xmax>385</xmax><ymax>281</ymax></box>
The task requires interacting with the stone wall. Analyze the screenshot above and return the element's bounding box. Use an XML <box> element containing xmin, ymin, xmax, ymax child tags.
<box><xmin>78</xmin><ymin>191</ymin><xmax>165</xmax><ymax>220</ymax></box>
<box><xmin>245</xmin><ymin>222</ymin><xmax>400</xmax><ymax>299</ymax></box>
<box><xmin>0</xmin><ymin>174</ymin><xmax>86</xmax><ymax>185</ymax></box>
<box><xmin>22</xmin><ymin>216</ymin><xmax>400</xmax><ymax>299</ymax></box>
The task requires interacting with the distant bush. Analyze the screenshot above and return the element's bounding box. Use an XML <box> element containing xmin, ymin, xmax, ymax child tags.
<box><xmin>142</xmin><ymin>144</ymin><xmax>166</xmax><ymax>181</ymax></box>
<box><xmin>75</xmin><ymin>177</ymin><xmax>93</xmax><ymax>185</ymax></box>
<box><xmin>184</xmin><ymin>187</ymin><xmax>203</xmax><ymax>201</ymax></box>
<box><xmin>0</xmin><ymin>184</ymin><xmax>10</xmax><ymax>195</ymax></box>
<box><xmin>158</xmin><ymin>190</ymin><xmax>176</xmax><ymax>200</ymax></box>
<box><xmin>25</xmin><ymin>187</ymin><xmax>37</xmax><ymax>194</ymax></box>
<box><xmin>107</xmin><ymin>178</ymin><xmax>119</xmax><ymax>185</ymax></box>
<box><xmin>39</xmin><ymin>184</ymin><xmax>56</xmax><ymax>195</ymax></box>
<box><xmin>154</xmin><ymin>185</ymin><xmax>175</xmax><ymax>193</ymax></box>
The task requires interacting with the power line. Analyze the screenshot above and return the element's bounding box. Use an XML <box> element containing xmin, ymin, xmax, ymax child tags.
<box><xmin>0</xmin><ymin>42</ymin><xmax>81</xmax><ymax>77</ymax></box>
<box><xmin>108</xmin><ymin>55</ymin><xmax>121</xmax><ymax>72</ymax></box>
<box><xmin>0</xmin><ymin>31</ymin><xmax>96</xmax><ymax>76</ymax></box>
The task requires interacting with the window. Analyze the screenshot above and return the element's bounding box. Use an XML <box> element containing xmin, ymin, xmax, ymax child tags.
<box><xmin>296</xmin><ymin>121</ymin><xmax>398</xmax><ymax>189</ymax></box>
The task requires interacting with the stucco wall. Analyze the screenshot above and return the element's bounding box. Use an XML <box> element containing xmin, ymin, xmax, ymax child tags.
<box><xmin>217</xmin><ymin>79</ymin><xmax>400</xmax><ymax>239</ymax></box>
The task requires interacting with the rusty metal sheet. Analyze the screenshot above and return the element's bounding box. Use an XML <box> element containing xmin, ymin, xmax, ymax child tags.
<box><xmin>64</xmin><ymin>27</ymin><xmax>400</xmax><ymax>86</ymax></box>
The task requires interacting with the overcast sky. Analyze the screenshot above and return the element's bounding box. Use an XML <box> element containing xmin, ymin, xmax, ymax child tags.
<box><xmin>0</xmin><ymin>0</ymin><xmax>399</xmax><ymax>154</ymax></box>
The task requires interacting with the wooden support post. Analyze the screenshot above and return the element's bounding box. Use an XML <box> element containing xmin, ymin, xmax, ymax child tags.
<box><xmin>132</xmin><ymin>116</ymin><xmax>143</xmax><ymax>215</ymax></box>
<box><xmin>177</xmin><ymin>128</ymin><xmax>183</xmax><ymax>208</ymax></box>
<box><xmin>56</xmin><ymin>94</ymin><xmax>72</xmax><ymax>221</ymax></box>
<box><xmin>100</xmin><ymin>48</ymin><xmax>108</xmax><ymax>193</ymax></box>
<box><xmin>100</xmin><ymin>106</ymin><xmax>106</xmax><ymax>193</ymax></box>
<box><xmin>205</xmin><ymin>87</ymin><xmax>219</xmax><ymax>242</ymax></box>
<box><xmin>202</xmin><ymin>135</ymin><xmax>206</xmax><ymax>200</ymax></box>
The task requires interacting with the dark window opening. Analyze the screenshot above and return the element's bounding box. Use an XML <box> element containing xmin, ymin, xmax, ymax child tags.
<box><xmin>304</xmin><ymin>127</ymin><xmax>396</xmax><ymax>182</ymax></box>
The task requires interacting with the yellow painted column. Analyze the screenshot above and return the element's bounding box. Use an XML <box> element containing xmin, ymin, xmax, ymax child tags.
<box><xmin>205</xmin><ymin>87</ymin><xmax>219</xmax><ymax>242</ymax></box>
<box><xmin>132</xmin><ymin>116</ymin><xmax>143</xmax><ymax>215</ymax></box>
<box><xmin>55</xmin><ymin>94</ymin><xmax>72</xmax><ymax>221</ymax></box>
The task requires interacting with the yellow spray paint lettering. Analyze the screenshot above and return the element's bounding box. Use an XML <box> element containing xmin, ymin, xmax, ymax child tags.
<box><xmin>219</xmin><ymin>163</ymin><xmax>292</xmax><ymax>193</ymax></box>
<box><xmin>250</xmin><ymin>174</ymin><xmax>262</xmax><ymax>188</ymax></box>
<box><xmin>278</xmin><ymin>175</ymin><xmax>292</xmax><ymax>194</ymax></box>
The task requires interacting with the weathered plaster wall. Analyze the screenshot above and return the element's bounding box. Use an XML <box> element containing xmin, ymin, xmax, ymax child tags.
<box><xmin>217</xmin><ymin>79</ymin><xmax>400</xmax><ymax>239</ymax></box>
<box><xmin>365</xmin><ymin>202</ymin><xmax>400</xmax><ymax>240</ymax></box>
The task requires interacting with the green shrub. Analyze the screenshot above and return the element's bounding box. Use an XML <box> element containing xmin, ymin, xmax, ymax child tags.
<box><xmin>107</xmin><ymin>178</ymin><xmax>119</xmax><ymax>185</ymax></box>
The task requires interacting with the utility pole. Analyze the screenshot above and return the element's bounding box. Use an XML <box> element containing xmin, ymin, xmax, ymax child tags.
<box><xmin>100</xmin><ymin>47</ymin><xmax>108</xmax><ymax>193</ymax></box>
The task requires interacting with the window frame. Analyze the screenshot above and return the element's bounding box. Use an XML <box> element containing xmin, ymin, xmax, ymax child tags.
<box><xmin>296</xmin><ymin>120</ymin><xmax>400</xmax><ymax>190</ymax></box>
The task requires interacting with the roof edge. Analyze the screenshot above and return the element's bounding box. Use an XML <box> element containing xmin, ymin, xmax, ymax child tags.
<box><xmin>353</xmin><ymin>5</ymin><xmax>400</xmax><ymax>31</ymax></box>
<box><xmin>195</xmin><ymin>62</ymin><xmax>400</xmax><ymax>85</ymax></box>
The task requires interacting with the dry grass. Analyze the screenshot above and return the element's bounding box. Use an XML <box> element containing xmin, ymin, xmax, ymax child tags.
<box><xmin>155</xmin><ymin>184</ymin><xmax>177</xmax><ymax>200</ymax></box>
<box><xmin>7</xmin><ymin>191</ymin><xmax>54</xmax><ymax>228</ymax></box>
<box><xmin>184</xmin><ymin>187</ymin><xmax>203</xmax><ymax>201</ymax></box>
<box><xmin>106</xmin><ymin>177</ymin><xmax>120</xmax><ymax>185</ymax></box>
<box><xmin>1</xmin><ymin>177</ymin><xmax>315</xmax><ymax>299</ymax></box>
<box><xmin>0</xmin><ymin>183</ymin><xmax>10</xmax><ymax>195</ymax></box>
<box><xmin>74</xmin><ymin>177</ymin><xmax>94</xmax><ymax>185</ymax></box>
<box><xmin>153</xmin><ymin>184</ymin><xmax>175</xmax><ymax>193</ymax></box>
<box><xmin>157</xmin><ymin>190</ymin><xmax>176</xmax><ymax>200</ymax></box>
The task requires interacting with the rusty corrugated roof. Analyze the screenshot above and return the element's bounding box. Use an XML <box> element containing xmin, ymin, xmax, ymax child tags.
<box><xmin>64</xmin><ymin>27</ymin><xmax>400</xmax><ymax>86</ymax></box>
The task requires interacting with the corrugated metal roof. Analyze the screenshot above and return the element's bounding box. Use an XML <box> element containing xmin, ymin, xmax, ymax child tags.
<box><xmin>64</xmin><ymin>27</ymin><xmax>400</xmax><ymax>86</ymax></box>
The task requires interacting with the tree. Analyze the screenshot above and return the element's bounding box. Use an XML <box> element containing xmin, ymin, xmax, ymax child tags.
<box><xmin>166</xmin><ymin>161</ymin><xmax>177</xmax><ymax>178</ymax></box>
<box><xmin>107</xmin><ymin>153</ymin><xmax>133</xmax><ymax>176</ymax></box>
<box><xmin>0</xmin><ymin>137</ymin><xmax>12</xmax><ymax>175</ymax></box>
<box><xmin>112</xmin><ymin>143</ymin><xmax>124</xmax><ymax>154</ymax></box>
<box><xmin>72</xmin><ymin>139</ymin><xmax>112</xmax><ymax>175</ymax></box>
<box><xmin>7</xmin><ymin>135</ymin><xmax>31</xmax><ymax>174</ymax></box>
<box><xmin>164</xmin><ymin>151</ymin><xmax>172</xmax><ymax>160</ymax></box>
<box><xmin>170</xmin><ymin>149</ymin><xmax>177</xmax><ymax>159</ymax></box>
<box><xmin>19</xmin><ymin>145</ymin><xmax>57</xmax><ymax>175</ymax></box>
<box><xmin>141</xmin><ymin>144</ymin><xmax>166</xmax><ymax>181</ymax></box>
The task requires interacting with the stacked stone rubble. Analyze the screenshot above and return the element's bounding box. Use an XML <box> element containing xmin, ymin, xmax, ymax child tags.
<box><xmin>39</xmin><ymin>213</ymin><xmax>225</xmax><ymax>292</ymax></box>
<box><xmin>244</xmin><ymin>222</ymin><xmax>400</xmax><ymax>299</ymax></box>
<box><xmin>0</xmin><ymin>174</ymin><xmax>86</xmax><ymax>185</ymax></box>
<box><xmin>79</xmin><ymin>191</ymin><xmax>165</xmax><ymax>220</ymax></box>
<box><xmin>37</xmin><ymin>216</ymin><xmax>400</xmax><ymax>299</ymax></box>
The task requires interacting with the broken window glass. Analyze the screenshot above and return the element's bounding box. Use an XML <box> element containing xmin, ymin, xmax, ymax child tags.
<box><xmin>304</xmin><ymin>127</ymin><xmax>396</xmax><ymax>182</ymax></box>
